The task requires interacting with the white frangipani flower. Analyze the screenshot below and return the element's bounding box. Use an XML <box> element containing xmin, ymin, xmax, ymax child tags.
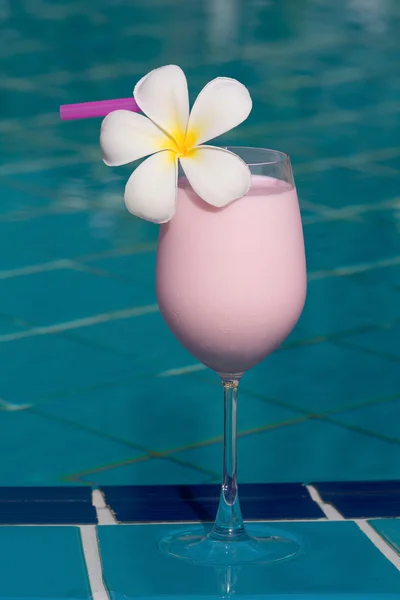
<box><xmin>100</xmin><ymin>65</ymin><xmax>252</xmax><ymax>223</ymax></box>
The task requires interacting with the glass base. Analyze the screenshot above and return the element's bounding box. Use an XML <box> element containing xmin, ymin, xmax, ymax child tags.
<box><xmin>158</xmin><ymin>524</ymin><xmax>301</xmax><ymax>566</ymax></box>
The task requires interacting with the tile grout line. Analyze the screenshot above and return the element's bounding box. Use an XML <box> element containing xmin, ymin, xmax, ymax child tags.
<box><xmin>0</xmin><ymin>303</ymin><xmax>159</xmax><ymax>343</ymax></box>
<box><xmin>92</xmin><ymin>489</ymin><xmax>118</xmax><ymax>525</ymax></box>
<box><xmin>0</xmin><ymin>259</ymin><xmax>74</xmax><ymax>280</ymax></box>
<box><xmin>80</xmin><ymin>525</ymin><xmax>110</xmax><ymax>600</ymax></box>
<box><xmin>305</xmin><ymin>485</ymin><xmax>345</xmax><ymax>520</ymax></box>
<box><xmin>308</xmin><ymin>255</ymin><xmax>400</xmax><ymax>281</ymax></box>
<box><xmin>158</xmin><ymin>363</ymin><xmax>207</xmax><ymax>377</ymax></box>
<box><xmin>0</xmin><ymin>517</ymin><xmax>342</xmax><ymax>528</ymax></box>
<box><xmin>355</xmin><ymin>520</ymin><xmax>400</xmax><ymax>571</ymax></box>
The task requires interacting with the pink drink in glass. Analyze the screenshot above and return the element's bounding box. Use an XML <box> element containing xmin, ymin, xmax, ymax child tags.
<box><xmin>157</xmin><ymin>148</ymin><xmax>306</xmax><ymax>566</ymax></box>
<box><xmin>157</xmin><ymin>174</ymin><xmax>306</xmax><ymax>375</ymax></box>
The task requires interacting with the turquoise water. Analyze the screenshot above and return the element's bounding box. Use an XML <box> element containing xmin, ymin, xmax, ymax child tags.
<box><xmin>0</xmin><ymin>0</ymin><xmax>400</xmax><ymax>487</ymax></box>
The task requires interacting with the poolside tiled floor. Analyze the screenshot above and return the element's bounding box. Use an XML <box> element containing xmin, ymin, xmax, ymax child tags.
<box><xmin>0</xmin><ymin>526</ymin><xmax>91</xmax><ymax>598</ymax></box>
<box><xmin>98</xmin><ymin>521</ymin><xmax>400</xmax><ymax>597</ymax></box>
<box><xmin>0</xmin><ymin>483</ymin><xmax>398</xmax><ymax>598</ymax></box>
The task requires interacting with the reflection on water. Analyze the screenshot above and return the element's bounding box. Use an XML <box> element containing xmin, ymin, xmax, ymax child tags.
<box><xmin>215</xmin><ymin>565</ymin><xmax>240</xmax><ymax>598</ymax></box>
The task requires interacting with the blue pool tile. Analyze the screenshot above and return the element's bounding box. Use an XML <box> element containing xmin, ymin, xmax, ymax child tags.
<box><xmin>83</xmin><ymin>249</ymin><xmax>157</xmax><ymax>287</ymax></box>
<box><xmin>0</xmin><ymin>486</ymin><xmax>96</xmax><ymax>524</ymax></box>
<box><xmin>300</xmin><ymin>274</ymin><xmax>400</xmax><ymax>336</ymax></box>
<box><xmin>98</xmin><ymin>521</ymin><xmax>400</xmax><ymax>597</ymax></box>
<box><xmin>100</xmin><ymin>482</ymin><xmax>324</xmax><ymax>522</ymax></box>
<box><xmin>72</xmin><ymin>309</ymin><xmax>194</xmax><ymax>372</ymax></box>
<box><xmin>37</xmin><ymin>374</ymin><xmax>301</xmax><ymax>455</ymax></box>
<box><xmin>0</xmin><ymin>313</ymin><xmax>27</xmax><ymax>335</ymax></box>
<box><xmin>297</xmin><ymin>167</ymin><xmax>400</xmax><ymax>210</ymax></box>
<box><xmin>241</xmin><ymin>342</ymin><xmax>400</xmax><ymax>413</ymax></box>
<box><xmin>284</xmin><ymin>324</ymin><xmax>316</xmax><ymax>343</ymax></box>
<box><xmin>345</xmin><ymin>324</ymin><xmax>400</xmax><ymax>360</ymax></box>
<box><xmin>0</xmin><ymin>267</ymin><xmax>155</xmax><ymax>327</ymax></box>
<box><xmin>0</xmin><ymin>334</ymin><xmax>139</xmax><ymax>405</ymax></box>
<box><xmin>170</xmin><ymin>419</ymin><xmax>400</xmax><ymax>483</ymax></box>
<box><xmin>0</xmin><ymin>409</ymin><xmax>143</xmax><ymax>485</ymax></box>
<box><xmin>312</xmin><ymin>481</ymin><xmax>400</xmax><ymax>519</ymax></box>
<box><xmin>0</xmin><ymin>526</ymin><xmax>90</xmax><ymax>598</ymax></box>
<box><xmin>331</xmin><ymin>399</ymin><xmax>400</xmax><ymax>442</ymax></box>
<box><xmin>304</xmin><ymin>215</ymin><xmax>400</xmax><ymax>273</ymax></box>
<box><xmin>350</xmin><ymin>264</ymin><xmax>400</xmax><ymax>288</ymax></box>
<box><xmin>370</xmin><ymin>519</ymin><xmax>400</xmax><ymax>555</ymax></box>
<box><xmin>0</xmin><ymin>212</ymin><xmax>116</xmax><ymax>270</ymax></box>
<box><xmin>0</xmin><ymin>182</ymin><xmax>52</xmax><ymax>216</ymax></box>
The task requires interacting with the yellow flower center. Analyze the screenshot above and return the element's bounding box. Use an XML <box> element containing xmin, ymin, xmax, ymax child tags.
<box><xmin>169</xmin><ymin>128</ymin><xmax>198</xmax><ymax>158</ymax></box>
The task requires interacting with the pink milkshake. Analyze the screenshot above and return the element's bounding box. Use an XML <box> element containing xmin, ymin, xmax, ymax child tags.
<box><xmin>63</xmin><ymin>62</ymin><xmax>307</xmax><ymax>565</ymax></box>
<box><xmin>157</xmin><ymin>174</ymin><xmax>306</xmax><ymax>375</ymax></box>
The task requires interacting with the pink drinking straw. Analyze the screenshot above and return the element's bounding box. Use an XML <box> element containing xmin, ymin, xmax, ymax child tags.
<box><xmin>60</xmin><ymin>97</ymin><xmax>140</xmax><ymax>120</ymax></box>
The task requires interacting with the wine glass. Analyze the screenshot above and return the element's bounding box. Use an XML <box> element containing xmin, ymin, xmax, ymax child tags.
<box><xmin>156</xmin><ymin>147</ymin><xmax>306</xmax><ymax>565</ymax></box>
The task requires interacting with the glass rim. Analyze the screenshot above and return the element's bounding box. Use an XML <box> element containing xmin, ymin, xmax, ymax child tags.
<box><xmin>223</xmin><ymin>146</ymin><xmax>290</xmax><ymax>166</ymax></box>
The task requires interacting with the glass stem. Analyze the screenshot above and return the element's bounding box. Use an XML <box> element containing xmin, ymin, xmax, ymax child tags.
<box><xmin>211</xmin><ymin>376</ymin><xmax>246</xmax><ymax>541</ymax></box>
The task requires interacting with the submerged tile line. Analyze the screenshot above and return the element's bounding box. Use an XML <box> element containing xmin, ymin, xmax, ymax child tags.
<box><xmin>66</xmin><ymin>417</ymin><xmax>311</xmax><ymax>483</ymax></box>
<box><xmin>78</xmin><ymin>242</ymin><xmax>158</xmax><ymax>262</ymax></box>
<box><xmin>187</xmin><ymin>366</ymin><xmax>376</xmax><ymax>424</ymax></box>
<box><xmin>0</xmin><ymin>398</ymin><xmax>32</xmax><ymax>411</ymax></box>
<box><xmin>64</xmin><ymin>454</ymin><xmax>150</xmax><ymax>485</ymax></box>
<box><xmin>157</xmin><ymin>416</ymin><xmax>309</xmax><ymax>459</ymax></box>
<box><xmin>0</xmin><ymin>153</ymin><xmax>96</xmax><ymax>176</ymax></box>
<box><xmin>325</xmin><ymin>391</ymin><xmax>400</xmax><ymax>417</ymax></box>
<box><xmin>0</xmin><ymin>303</ymin><xmax>159</xmax><ymax>343</ymax></box>
<box><xmin>29</xmin><ymin>407</ymin><xmax>153</xmax><ymax>460</ymax></box>
<box><xmin>308</xmin><ymin>255</ymin><xmax>400</xmax><ymax>281</ymax></box>
<box><xmin>332</xmin><ymin>339</ymin><xmax>400</xmax><ymax>364</ymax></box>
<box><xmin>20</xmin><ymin>370</ymin><xmax>156</xmax><ymax>413</ymax></box>
<box><xmin>281</xmin><ymin>318</ymin><xmax>400</xmax><ymax>352</ymax></box>
<box><xmin>320</xmin><ymin>415</ymin><xmax>400</xmax><ymax>447</ymax></box>
<box><xmin>0</xmin><ymin>259</ymin><xmax>75</xmax><ymax>280</ymax></box>
<box><xmin>158</xmin><ymin>363</ymin><xmax>207</xmax><ymax>377</ymax></box>
<box><xmin>165</xmin><ymin>455</ymin><xmax>220</xmax><ymax>479</ymax></box>
<box><xmin>67</xmin><ymin>452</ymin><xmax>214</xmax><ymax>484</ymax></box>
<box><xmin>238</xmin><ymin>387</ymin><xmax>400</xmax><ymax>427</ymax></box>
<box><xmin>302</xmin><ymin>196</ymin><xmax>400</xmax><ymax>225</ymax></box>
<box><xmin>0</xmin><ymin>199</ymin><xmax>89</xmax><ymax>223</ymax></box>
<box><xmin>0</xmin><ymin>242</ymin><xmax>158</xmax><ymax>280</ymax></box>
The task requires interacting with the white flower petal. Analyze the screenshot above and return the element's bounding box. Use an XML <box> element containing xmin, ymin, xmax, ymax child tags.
<box><xmin>134</xmin><ymin>65</ymin><xmax>189</xmax><ymax>138</ymax></box>
<box><xmin>187</xmin><ymin>78</ymin><xmax>252</xmax><ymax>146</ymax></box>
<box><xmin>180</xmin><ymin>146</ymin><xmax>251</xmax><ymax>208</ymax></box>
<box><xmin>124</xmin><ymin>151</ymin><xmax>178</xmax><ymax>223</ymax></box>
<box><xmin>100</xmin><ymin>110</ymin><xmax>171</xmax><ymax>167</ymax></box>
